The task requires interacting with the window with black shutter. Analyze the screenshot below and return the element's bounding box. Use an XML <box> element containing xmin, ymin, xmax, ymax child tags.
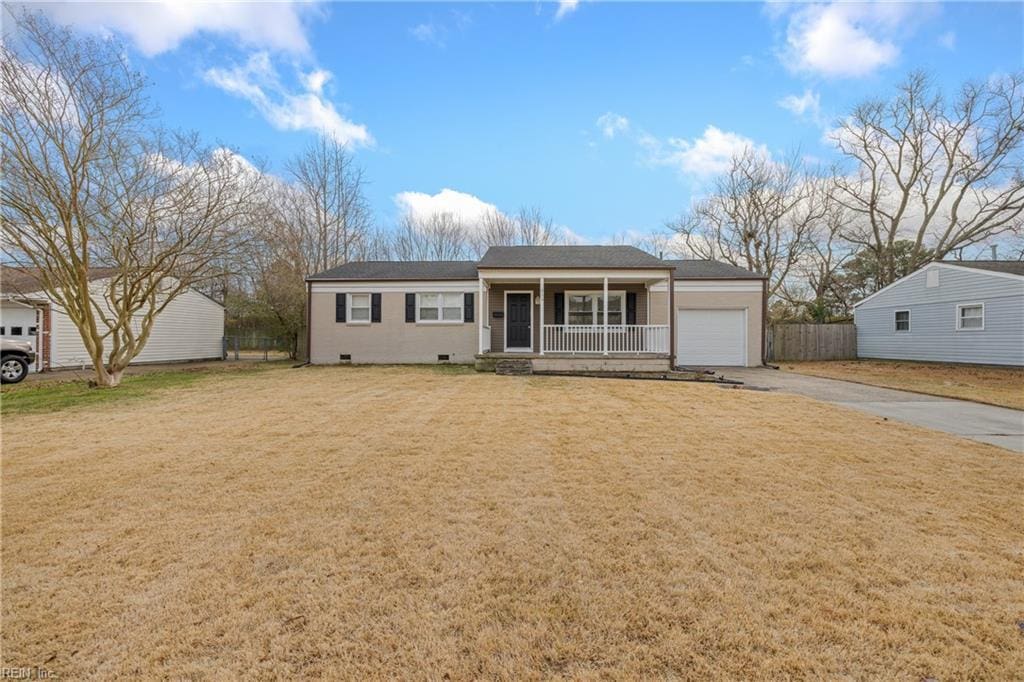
<box><xmin>335</xmin><ymin>293</ymin><xmax>346</xmax><ymax>323</ymax></box>
<box><xmin>626</xmin><ymin>292</ymin><xmax>637</xmax><ymax>325</ymax></box>
<box><xmin>371</xmin><ymin>293</ymin><xmax>382</xmax><ymax>323</ymax></box>
<box><xmin>554</xmin><ymin>292</ymin><xmax>565</xmax><ymax>325</ymax></box>
<box><xmin>464</xmin><ymin>292</ymin><xmax>474</xmax><ymax>322</ymax></box>
<box><xmin>405</xmin><ymin>293</ymin><xmax>416</xmax><ymax>322</ymax></box>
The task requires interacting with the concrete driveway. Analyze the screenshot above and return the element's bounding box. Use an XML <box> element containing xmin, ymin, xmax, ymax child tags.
<box><xmin>714</xmin><ymin>367</ymin><xmax>1024</xmax><ymax>453</ymax></box>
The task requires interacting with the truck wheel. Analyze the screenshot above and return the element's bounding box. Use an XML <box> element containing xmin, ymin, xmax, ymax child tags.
<box><xmin>1</xmin><ymin>356</ymin><xmax>28</xmax><ymax>384</ymax></box>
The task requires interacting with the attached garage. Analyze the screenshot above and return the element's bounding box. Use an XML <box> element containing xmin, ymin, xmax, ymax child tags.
<box><xmin>677</xmin><ymin>308</ymin><xmax>747</xmax><ymax>366</ymax></box>
<box><xmin>648</xmin><ymin>260</ymin><xmax>767</xmax><ymax>368</ymax></box>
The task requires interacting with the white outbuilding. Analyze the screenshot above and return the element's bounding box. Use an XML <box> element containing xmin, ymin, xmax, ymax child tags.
<box><xmin>0</xmin><ymin>266</ymin><xmax>225</xmax><ymax>373</ymax></box>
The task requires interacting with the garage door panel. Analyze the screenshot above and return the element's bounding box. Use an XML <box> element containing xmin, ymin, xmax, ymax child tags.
<box><xmin>677</xmin><ymin>309</ymin><xmax>745</xmax><ymax>366</ymax></box>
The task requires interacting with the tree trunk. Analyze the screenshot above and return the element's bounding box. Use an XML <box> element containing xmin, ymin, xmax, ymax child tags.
<box><xmin>91</xmin><ymin>364</ymin><xmax>125</xmax><ymax>388</ymax></box>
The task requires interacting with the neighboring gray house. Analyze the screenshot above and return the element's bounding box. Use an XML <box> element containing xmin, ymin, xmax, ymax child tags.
<box><xmin>853</xmin><ymin>260</ymin><xmax>1024</xmax><ymax>366</ymax></box>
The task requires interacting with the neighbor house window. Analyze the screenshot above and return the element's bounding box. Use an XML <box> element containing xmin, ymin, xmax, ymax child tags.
<box><xmin>349</xmin><ymin>293</ymin><xmax>371</xmax><ymax>322</ymax></box>
<box><xmin>894</xmin><ymin>310</ymin><xmax>910</xmax><ymax>332</ymax></box>
<box><xmin>418</xmin><ymin>293</ymin><xmax>462</xmax><ymax>322</ymax></box>
<box><xmin>957</xmin><ymin>303</ymin><xmax>984</xmax><ymax>331</ymax></box>
<box><xmin>565</xmin><ymin>291</ymin><xmax>624</xmax><ymax>325</ymax></box>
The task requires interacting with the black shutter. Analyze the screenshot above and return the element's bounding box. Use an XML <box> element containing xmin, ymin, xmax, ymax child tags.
<box><xmin>464</xmin><ymin>292</ymin><xmax>474</xmax><ymax>322</ymax></box>
<box><xmin>405</xmin><ymin>293</ymin><xmax>416</xmax><ymax>323</ymax></box>
<box><xmin>371</xmin><ymin>293</ymin><xmax>381</xmax><ymax>323</ymax></box>
<box><xmin>554</xmin><ymin>292</ymin><xmax>565</xmax><ymax>325</ymax></box>
<box><xmin>335</xmin><ymin>293</ymin><xmax>346</xmax><ymax>323</ymax></box>
<box><xmin>626</xmin><ymin>291</ymin><xmax>637</xmax><ymax>325</ymax></box>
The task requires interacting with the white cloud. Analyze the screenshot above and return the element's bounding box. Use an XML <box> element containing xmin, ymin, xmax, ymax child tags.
<box><xmin>780</xmin><ymin>2</ymin><xmax>920</xmax><ymax>78</ymax></box>
<box><xmin>394</xmin><ymin>188</ymin><xmax>499</xmax><ymax>224</ymax></box>
<box><xmin>641</xmin><ymin>126</ymin><xmax>768</xmax><ymax>177</ymax></box>
<box><xmin>938</xmin><ymin>30</ymin><xmax>956</xmax><ymax>50</ymax></box>
<box><xmin>596</xmin><ymin>112</ymin><xmax>630</xmax><ymax>139</ymax></box>
<box><xmin>203</xmin><ymin>52</ymin><xmax>372</xmax><ymax>146</ymax></box>
<box><xmin>778</xmin><ymin>90</ymin><xmax>821</xmax><ymax>118</ymax></box>
<box><xmin>300</xmin><ymin>69</ymin><xmax>331</xmax><ymax>95</ymax></box>
<box><xmin>410</xmin><ymin>22</ymin><xmax>443</xmax><ymax>45</ymax></box>
<box><xmin>555</xmin><ymin>0</ymin><xmax>581</xmax><ymax>22</ymax></box>
<box><xmin>409</xmin><ymin>11</ymin><xmax>471</xmax><ymax>47</ymax></box>
<box><xmin>33</xmin><ymin>1</ymin><xmax>316</xmax><ymax>56</ymax></box>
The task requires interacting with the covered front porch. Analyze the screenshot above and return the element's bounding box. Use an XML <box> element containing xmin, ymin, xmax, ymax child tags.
<box><xmin>475</xmin><ymin>268</ymin><xmax>673</xmax><ymax>369</ymax></box>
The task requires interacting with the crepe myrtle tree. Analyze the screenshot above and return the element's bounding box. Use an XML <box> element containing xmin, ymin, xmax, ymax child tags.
<box><xmin>832</xmin><ymin>71</ymin><xmax>1024</xmax><ymax>286</ymax></box>
<box><xmin>1</xmin><ymin>12</ymin><xmax>262</xmax><ymax>387</ymax></box>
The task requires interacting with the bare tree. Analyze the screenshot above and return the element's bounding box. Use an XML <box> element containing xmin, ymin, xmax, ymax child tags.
<box><xmin>1</xmin><ymin>12</ymin><xmax>260</xmax><ymax>387</ymax></box>
<box><xmin>832</xmin><ymin>71</ymin><xmax>1024</xmax><ymax>285</ymax></box>
<box><xmin>391</xmin><ymin>212</ymin><xmax>471</xmax><ymax>260</ymax></box>
<box><xmin>669</xmin><ymin>148</ymin><xmax>827</xmax><ymax>298</ymax></box>
<box><xmin>797</xmin><ymin>193</ymin><xmax>855</xmax><ymax>320</ymax></box>
<box><xmin>284</xmin><ymin>136</ymin><xmax>372</xmax><ymax>274</ymax></box>
<box><xmin>470</xmin><ymin>206</ymin><xmax>561</xmax><ymax>255</ymax></box>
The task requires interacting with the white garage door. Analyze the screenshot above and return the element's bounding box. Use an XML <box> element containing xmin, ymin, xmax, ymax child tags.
<box><xmin>0</xmin><ymin>303</ymin><xmax>40</xmax><ymax>372</ymax></box>
<box><xmin>677</xmin><ymin>309</ymin><xmax>746</xmax><ymax>366</ymax></box>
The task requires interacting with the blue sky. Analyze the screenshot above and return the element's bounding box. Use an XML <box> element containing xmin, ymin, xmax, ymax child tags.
<box><xmin>29</xmin><ymin>1</ymin><xmax>1024</xmax><ymax>242</ymax></box>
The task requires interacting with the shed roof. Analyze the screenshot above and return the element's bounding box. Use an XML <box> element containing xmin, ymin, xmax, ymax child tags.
<box><xmin>0</xmin><ymin>265</ymin><xmax>118</xmax><ymax>296</ymax></box>
<box><xmin>945</xmin><ymin>260</ymin><xmax>1024</xmax><ymax>277</ymax></box>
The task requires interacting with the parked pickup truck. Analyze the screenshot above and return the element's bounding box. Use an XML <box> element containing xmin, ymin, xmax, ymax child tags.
<box><xmin>1</xmin><ymin>339</ymin><xmax>36</xmax><ymax>384</ymax></box>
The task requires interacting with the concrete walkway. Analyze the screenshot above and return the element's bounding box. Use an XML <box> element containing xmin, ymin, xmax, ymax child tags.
<box><xmin>715</xmin><ymin>367</ymin><xmax>1024</xmax><ymax>453</ymax></box>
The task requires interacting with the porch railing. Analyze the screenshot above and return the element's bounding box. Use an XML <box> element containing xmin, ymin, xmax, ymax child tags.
<box><xmin>480</xmin><ymin>324</ymin><xmax>491</xmax><ymax>353</ymax></box>
<box><xmin>542</xmin><ymin>324</ymin><xmax>669</xmax><ymax>354</ymax></box>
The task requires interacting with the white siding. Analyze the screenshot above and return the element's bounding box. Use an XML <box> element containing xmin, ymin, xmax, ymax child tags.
<box><xmin>50</xmin><ymin>282</ymin><xmax>224</xmax><ymax>368</ymax></box>
<box><xmin>854</xmin><ymin>265</ymin><xmax>1024</xmax><ymax>366</ymax></box>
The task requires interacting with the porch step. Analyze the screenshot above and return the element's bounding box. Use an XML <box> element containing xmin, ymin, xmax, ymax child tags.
<box><xmin>494</xmin><ymin>358</ymin><xmax>533</xmax><ymax>376</ymax></box>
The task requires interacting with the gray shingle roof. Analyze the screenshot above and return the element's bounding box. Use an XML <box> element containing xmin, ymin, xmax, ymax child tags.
<box><xmin>306</xmin><ymin>261</ymin><xmax>479</xmax><ymax>281</ymax></box>
<box><xmin>478</xmin><ymin>245</ymin><xmax>669</xmax><ymax>269</ymax></box>
<box><xmin>665</xmin><ymin>259</ymin><xmax>766</xmax><ymax>279</ymax></box>
<box><xmin>1</xmin><ymin>265</ymin><xmax>119</xmax><ymax>295</ymax></box>
<box><xmin>944</xmin><ymin>260</ymin><xmax>1024</xmax><ymax>277</ymax></box>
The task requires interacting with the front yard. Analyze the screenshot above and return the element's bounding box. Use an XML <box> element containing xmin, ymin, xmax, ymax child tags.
<box><xmin>2</xmin><ymin>366</ymin><xmax>1021</xmax><ymax>678</ymax></box>
<box><xmin>782</xmin><ymin>359</ymin><xmax>1024</xmax><ymax>410</ymax></box>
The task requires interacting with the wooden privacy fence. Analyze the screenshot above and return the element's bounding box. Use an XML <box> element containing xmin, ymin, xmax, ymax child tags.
<box><xmin>767</xmin><ymin>323</ymin><xmax>856</xmax><ymax>362</ymax></box>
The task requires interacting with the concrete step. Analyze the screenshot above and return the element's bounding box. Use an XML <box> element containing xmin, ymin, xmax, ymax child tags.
<box><xmin>495</xmin><ymin>359</ymin><xmax>533</xmax><ymax>376</ymax></box>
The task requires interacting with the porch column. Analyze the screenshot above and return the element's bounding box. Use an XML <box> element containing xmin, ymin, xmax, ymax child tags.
<box><xmin>603</xmin><ymin>276</ymin><xmax>609</xmax><ymax>356</ymax></box>
<box><xmin>539</xmin><ymin>277</ymin><xmax>545</xmax><ymax>355</ymax></box>
<box><xmin>478</xmin><ymin>276</ymin><xmax>485</xmax><ymax>354</ymax></box>
<box><xmin>667</xmin><ymin>271</ymin><xmax>674</xmax><ymax>359</ymax></box>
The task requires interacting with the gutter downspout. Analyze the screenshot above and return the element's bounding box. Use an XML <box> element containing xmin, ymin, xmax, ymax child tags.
<box><xmin>305</xmin><ymin>279</ymin><xmax>312</xmax><ymax>364</ymax></box>
<box><xmin>761</xmin><ymin>277</ymin><xmax>769</xmax><ymax>366</ymax></box>
<box><xmin>668</xmin><ymin>268</ymin><xmax>676</xmax><ymax>369</ymax></box>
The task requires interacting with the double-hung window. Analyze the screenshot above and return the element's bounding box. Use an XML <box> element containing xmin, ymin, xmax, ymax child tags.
<box><xmin>566</xmin><ymin>291</ymin><xmax>624</xmax><ymax>326</ymax></box>
<box><xmin>956</xmin><ymin>303</ymin><xmax>984</xmax><ymax>331</ymax></box>
<box><xmin>894</xmin><ymin>310</ymin><xmax>910</xmax><ymax>332</ymax></box>
<box><xmin>349</xmin><ymin>293</ymin><xmax>371</xmax><ymax>323</ymax></box>
<box><xmin>418</xmin><ymin>292</ymin><xmax>462</xmax><ymax>322</ymax></box>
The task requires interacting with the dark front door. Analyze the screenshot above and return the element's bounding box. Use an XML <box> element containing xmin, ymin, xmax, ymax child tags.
<box><xmin>506</xmin><ymin>293</ymin><xmax>532</xmax><ymax>349</ymax></box>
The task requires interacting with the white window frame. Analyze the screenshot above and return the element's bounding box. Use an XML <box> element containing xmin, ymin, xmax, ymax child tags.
<box><xmin>893</xmin><ymin>309</ymin><xmax>911</xmax><ymax>333</ymax></box>
<box><xmin>563</xmin><ymin>290</ymin><xmax>626</xmax><ymax>327</ymax></box>
<box><xmin>416</xmin><ymin>292</ymin><xmax>464</xmax><ymax>324</ymax></box>
<box><xmin>348</xmin><ymin>293</ymin><xmax>372</xmax><ymax>324</ymax></box>
<box><xmin>956</xmin><ymin>302</ymin><xmax>985</xmax><ymax>331</ymax></box>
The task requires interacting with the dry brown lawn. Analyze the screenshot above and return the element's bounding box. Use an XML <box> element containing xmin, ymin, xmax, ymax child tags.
<box><xmin>2</xmin><ymin>366</ymin><xmax>1022</xmax><ymax>679</ymax></box>
<box><xmin>782</xmin><ymin>359</ymin><xmax>1024</xmax><ymax>410</ymax></box>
